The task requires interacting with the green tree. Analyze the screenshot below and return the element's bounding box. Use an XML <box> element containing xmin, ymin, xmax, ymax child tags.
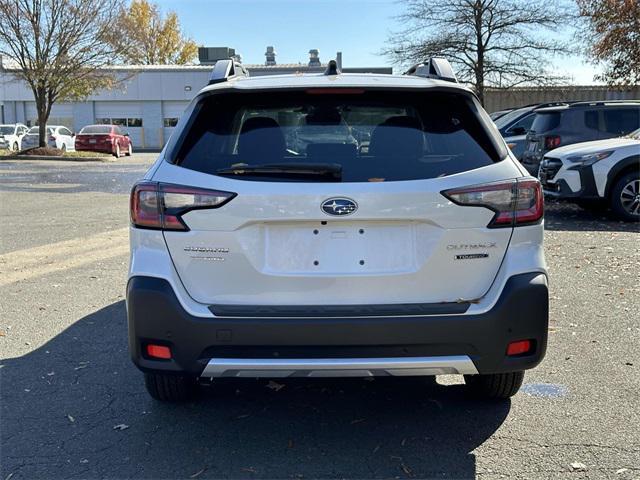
<box><xmin>0</xmin><ymin>0</ymin><xmax>125</xmax><ymax>147</ymax></box>
<box><xmin>577</xmin><ymin>0</ymin><xmax>640</xmax><ymax>85</ymax></box>
<box><xmin>118</xmin><ymin>0</ymin><xmax>198</xmax><ymax>65</ymax></box>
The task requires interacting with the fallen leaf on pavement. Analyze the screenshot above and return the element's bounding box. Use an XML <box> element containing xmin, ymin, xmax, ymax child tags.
<box><xmin>236</xmin><ymin>414</ymin><xmax>250</xmax><ymax>419</ymax></box>
<box><xmin>113</xmin><ymin>424</ymin><xmax>129</xmax><ymax>431</ymax></box>
<box><xmin>241</xmin><ymin>467</ymin><xmax>256</xmax><ymax>473</ymax></box>
<box><xmin>616</xmin><ymin>468</ymin><xmax>629</xmax><ymax>474</ymax></box>
<box><xmin>569</xmin><ymin>462</ymin><xmax>587</xmax><ymax>472</ymax></box>
<box><xmin>67</xmin><ymin>415</ymin><xmax>75</xmax><ymax>423</ymax></box>
<box><xmin>350</xmin><ymin>418</ymin><xmax>365</xmax><ymax>425</ymax></box>
<box><xmin>266</xmin><ymin>380</ymin><xmax>285</xmax><ymax>391</ymax></box>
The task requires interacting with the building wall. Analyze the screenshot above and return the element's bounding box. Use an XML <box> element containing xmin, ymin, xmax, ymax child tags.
<box><xmin>484</xmin><ymin>86</ymin><xmax>640</xmax><ymax>112</ymax></box>
<box><xmin>0</xmin><ymin>64</ymin><xmax>391</xmax><ymax>148</ymax></box>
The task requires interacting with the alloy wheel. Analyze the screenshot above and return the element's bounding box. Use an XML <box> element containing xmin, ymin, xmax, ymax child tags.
<box><xmin>620</xmin><ymin>179</ymin><xmax>640</xmax><ymax>216</ymax></box>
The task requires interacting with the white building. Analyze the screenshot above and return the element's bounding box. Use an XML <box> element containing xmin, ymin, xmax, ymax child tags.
<box><xmin>0</xmin><ymin>47</ymin><xmax>391</xmax><ymax>149</ymax></box>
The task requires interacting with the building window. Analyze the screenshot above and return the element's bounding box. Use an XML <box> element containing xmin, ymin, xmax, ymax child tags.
<box><xmin>164</xmin><ymin>118</ymin><xmax>179</xmax><ymax>127</ymax></box>
<box><xmin>95</xmin><ymin>117</ymin><xmax>142</xmax><ymax>127</ymax></box>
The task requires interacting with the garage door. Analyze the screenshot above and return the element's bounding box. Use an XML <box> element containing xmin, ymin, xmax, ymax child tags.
<box><xmin>95</xmin><ymin>102</ymin><xmax>144</xmax><ymax>147</ymax></box>
<box><xmin>162</xmin><ymin>101</ymin><xmax>189</xmax><ymax>146</ymax></box>
<box><xmin>26</xmin><ymin>103</ymin><xmax>73</xmax><ymax>129</ymax></box>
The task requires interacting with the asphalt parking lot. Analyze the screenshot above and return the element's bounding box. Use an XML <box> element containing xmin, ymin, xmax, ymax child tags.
<box><xmin>1</xmin><ymin>154</ymin><xmax>638</xmax><ymax>480</ymax></box>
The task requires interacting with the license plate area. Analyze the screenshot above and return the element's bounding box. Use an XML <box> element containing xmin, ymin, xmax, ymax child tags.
<box><xmin>89</xmin><ymin>139</ymin><xmax>97</xmax><ymax>144</ymax></box>
<box><xmin>264</xmin><ymin>221</ymin><xmax>416</xmax><ymax>275</ymax></box>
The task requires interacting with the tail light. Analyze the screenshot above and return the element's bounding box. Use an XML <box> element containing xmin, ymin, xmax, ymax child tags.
<box><xmin>130</xmin><ymin>182</ymin><xmax>236</xmax><ymax>231</ymax></box>
<box><xmin>544</xmin><ymin>135</ymin><xmax>561</xmax><ymax>150</ymax></box>
<box><xmin>442</xmin><ymin>178</ymin><xmax>543</xmax><ymax>228</ymax></box>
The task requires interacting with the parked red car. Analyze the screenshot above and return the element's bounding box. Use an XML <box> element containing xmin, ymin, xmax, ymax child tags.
<box><xmin>75</xmin><ymin>125</ymin><xmax>133</xmax><ymax>157</ymax></box>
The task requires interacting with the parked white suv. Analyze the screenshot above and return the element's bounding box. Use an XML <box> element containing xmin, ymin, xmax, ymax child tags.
<box><xmin>128</xmin><ymin>59</ymin><xmax>548</xmax><ymax>402</ymax></box>
<box><xmin>540</xmin><ymin>128</ymin><xmax>640</xmax><ymax>221</ymax></box>
<box><xmin>0</xmin><ymin>123</ymin><xmax>28</xmax><ymax>150</ymax></box>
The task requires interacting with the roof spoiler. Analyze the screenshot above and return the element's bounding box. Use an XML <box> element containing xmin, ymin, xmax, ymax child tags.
<box><xmin>208</xmin><ymin>58</ymin><xmax>249</xmax><ymax>85</ymax></box>
<box><xmin>404</xmin><ymin>57</ymin><xmax>457</xmax><ymax>83</ymax></box>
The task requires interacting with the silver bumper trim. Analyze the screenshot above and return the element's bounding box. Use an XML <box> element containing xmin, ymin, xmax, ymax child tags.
<box><xmin>200</xmin><ymin>355</ymin><xmax>479</xmax><ymax>378</ymax></box>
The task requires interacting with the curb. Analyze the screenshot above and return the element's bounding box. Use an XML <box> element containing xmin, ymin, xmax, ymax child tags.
<box><xmin>0</xmin><ymin>155</ymin><xmax>117</xmax><ymax>162</ymax></box>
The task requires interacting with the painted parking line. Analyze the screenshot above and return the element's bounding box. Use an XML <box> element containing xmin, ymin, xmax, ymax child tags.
<box><xmin>0</xmin><ymin>228</ymin><xmax>129</xmax><ymax>286</ymax></box>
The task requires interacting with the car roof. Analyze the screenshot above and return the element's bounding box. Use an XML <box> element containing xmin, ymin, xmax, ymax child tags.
<box><xmin>535</xmin><ymin>100</ymin><xmax>640</xmax><ymax>114</ymax></box>
<box><xmin>199</xmin><ymin>72</ymin><xmax>475</xmax><ymax>95</ymax></box>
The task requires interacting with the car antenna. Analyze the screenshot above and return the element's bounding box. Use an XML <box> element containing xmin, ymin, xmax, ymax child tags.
<box><xmin>324</xmin><ymin>59</ymin><xmax>340</xmax><ymax>76</ymax></box>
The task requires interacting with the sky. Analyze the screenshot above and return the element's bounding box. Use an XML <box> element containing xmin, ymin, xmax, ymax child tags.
<box><xmin>155</xmin><ymin>0</ymin><xmax>601</xmax><ymax>84</ymax></box>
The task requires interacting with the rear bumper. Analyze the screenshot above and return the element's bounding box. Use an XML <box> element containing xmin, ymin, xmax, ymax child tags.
<box><xmin>127</xmin><ymin>272</ymin><xmax>548</xmax><ymax>377</ymax></box>
<box><xmin>75</xmin><ymin>144</ymin><xmax>112</xmax><ymax>153</ymax></box>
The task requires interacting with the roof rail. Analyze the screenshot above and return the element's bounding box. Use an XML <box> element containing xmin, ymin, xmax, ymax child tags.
<box><xmin>404</xmin><ymin>57</ymin><xmax>457</xmax><ymax>83</ymax></box>
<box><xmin>565</xmin><ymin>99</ymin><xmax>640</xmax><ymax>107</ymax></box>
<box><xmin>208</xmin><ymin>58</ymin><xmax>249</xmax><ymax>85</ymax></box>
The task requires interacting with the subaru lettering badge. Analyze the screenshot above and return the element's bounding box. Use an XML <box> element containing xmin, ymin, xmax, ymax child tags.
<box><xmin>321</xmin><ymin>197</ymin><xmax>358</xmax><ymax>216</ymax></box>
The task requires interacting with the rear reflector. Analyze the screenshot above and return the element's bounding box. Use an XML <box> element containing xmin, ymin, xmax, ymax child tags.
<box><xmin>442</xmin><ymin>178</ymin><xmax>543</xmax><ymax>228</ymax></box>
<box><xmin>507</xmin><ymin>340</ymin><xmax>533</xmax><ymax>356</ymax></box>
<box><xmin>130</xmin><ymin>182</ymin><xmax>236</xmax><ymax>231</ymax></box>
<box><xmin>146</xmin><ymin>344</ymin><xmax>172</xmax><ymax>359</ymax></box>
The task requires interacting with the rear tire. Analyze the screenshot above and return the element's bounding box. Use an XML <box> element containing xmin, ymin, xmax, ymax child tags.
<box><xmin>464</xmin><ymin>371</ymin><xmax>525</xmax><ymax>399</ymax></box>
<box><xmin>610</xmin><ymin>171</ymin><xmax>640</xmax><ymax>222</ymax></box>
<box><xmin>12</xmin><ymin>142</ymin><xmax>19</xmax><ymax>151</ymax></box>
<box><xmin>114</xmin><ymin>143</ymin><xmax>121</xmax><ymax>158</ymax></box>
<box><xmin>144</xmin><ymin>372</ymin><xmax>197</xmax><ymax>402</ymax></box>
<box><xmin>125</xmin><ymin>143</ymin><xmax>133</xmax><ymax>156</ymax></box>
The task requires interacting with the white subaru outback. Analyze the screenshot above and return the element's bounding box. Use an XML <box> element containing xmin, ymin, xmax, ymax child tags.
<box><xmin>128</xmin><ymin>58</ymin><xmax>548</xmax><ymax>402</ymax></box>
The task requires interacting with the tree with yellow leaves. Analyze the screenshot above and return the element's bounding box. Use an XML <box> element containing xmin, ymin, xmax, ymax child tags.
<box><xmin>118</xmin><ymin>0</ymin><xmax>198</xmax><ymax>65</ymax></box>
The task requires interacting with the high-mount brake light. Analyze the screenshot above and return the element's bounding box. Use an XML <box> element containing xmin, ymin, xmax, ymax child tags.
<box><xmin>442</xmin><ymin>178</ymin><xmax>543</xmax><ymax>228</ymax></box>
<box><xmin>306</xmin><ymin>88</ymin><xmax>365</xmax><ymax>95</ymax></box>
<box><xmin>130</xmin><ymin>182</ymin><xmax>236</xmax><ymax>231</ymax></box>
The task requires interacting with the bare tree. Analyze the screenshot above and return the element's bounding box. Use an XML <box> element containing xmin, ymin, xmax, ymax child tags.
<box><xmin>0</xmin><ymin>0</ymin><xmax>125</xmax><ymax>147</ymax></box>
<box><xmin>383</xmin><ymin>0</ymin><xmax>573</xmax><ymax>104</ymax></box>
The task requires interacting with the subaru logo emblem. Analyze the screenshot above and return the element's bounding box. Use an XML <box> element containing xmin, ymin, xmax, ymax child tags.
<box><xmin>321</xmin><ymin>197</ymin><xmax>358</xmax><ymax>216</ymax></box>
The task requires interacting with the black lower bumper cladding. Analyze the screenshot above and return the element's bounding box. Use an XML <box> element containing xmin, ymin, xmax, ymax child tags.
<box><xmin>127</xmin><ymin>273</ymin><xmax>548</xmax><ymax>376</ymax></box>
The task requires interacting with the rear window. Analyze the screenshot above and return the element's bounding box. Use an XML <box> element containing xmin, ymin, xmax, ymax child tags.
<box><xmin>28</xmin><ymin>127</ymin><xmax>54</xmax><ymax>134</ymax></box>
<box><xmin>172</xmin><ymin>91</ymin><xmax>503</xmax><ymax>182</ymax></box>
<box><xmin>494</xmin><ymin>107</ymin><xmax>531</xmax><ymax>129</ymax></box>
<box><xmin>531</xmin><ymin>112</ymin><xmax>561</xmax><ymax>133</ymax></box>
<box><xmin>80</xmin><ymin>125</ymin><xmax>112</xmax><ymax>134</ymax></box>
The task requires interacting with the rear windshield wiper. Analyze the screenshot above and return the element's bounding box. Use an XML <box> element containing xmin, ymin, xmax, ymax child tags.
<box><xmin>216</xmin><ymin>163</ymin><xmax>342</xmax><ymax>180</ymax></box>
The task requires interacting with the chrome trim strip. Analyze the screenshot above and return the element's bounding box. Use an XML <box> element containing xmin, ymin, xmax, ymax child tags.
<box><xmin>200</xmin><ymin>355</ymin><xmax>478</xmax><ymax>378</ymax></box>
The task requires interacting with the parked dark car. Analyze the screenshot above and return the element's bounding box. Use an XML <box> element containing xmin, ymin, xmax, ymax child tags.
<box><xmin>75</xmin><ymin>124</ymin><xmax>133</xmax><ymax>157</ymax></box>
<box><xmin>521</xmin><ymin>101</ymin><xmax>640</xmax><ymax>175</ymax></box>
<box><xmin>494</xmin><ymin>103</ymin><xmax>570</xmax><ymax>160</ymax></box>
<box><xmin>489</xmin><ymin>108</ymin><xmax>513</xmax><ymax>121</ymax></box>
